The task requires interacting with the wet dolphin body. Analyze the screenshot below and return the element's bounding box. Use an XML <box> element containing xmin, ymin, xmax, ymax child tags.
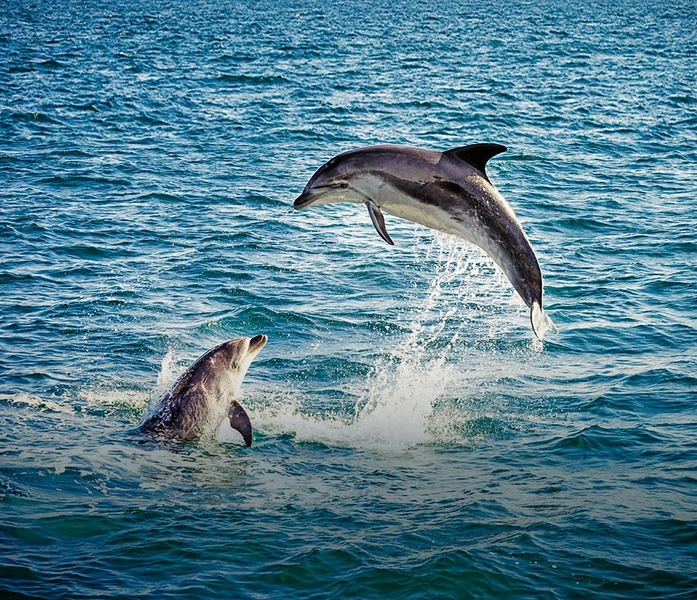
<box><xmin>293</xmin><ymin>143</ymin><xmax>557</xmax><ymax>339</ymax></box>
<box><xmin>138</xmin><ymin>335</ymin><xmax>267</xmax><ymax>445</ymax></box>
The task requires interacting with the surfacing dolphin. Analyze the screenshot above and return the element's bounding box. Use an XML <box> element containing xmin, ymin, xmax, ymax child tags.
<box><xmin>293</xmin><ymin>143</ymin><xmax>557</xmax><ymax>339</ymax></box>
<box><xmin>138</xmin><ymin>335</ymin><xmax>267</xmax><ymax>445</ymax></box>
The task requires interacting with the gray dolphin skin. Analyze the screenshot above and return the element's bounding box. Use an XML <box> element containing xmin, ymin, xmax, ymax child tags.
<box><xmin>138</xmin><ymin>335</ymin><xmax>267</xmax><ymax>445</ymax></box>
<box><xmin>293</xmin><ymin>143</ymin><xmax>557</xmax><ymax>339</ymax></box>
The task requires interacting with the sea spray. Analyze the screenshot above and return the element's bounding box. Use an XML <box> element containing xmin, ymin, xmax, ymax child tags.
<box><xmin>156</xmin><ymin>349</ymin><xmax>179</xmax><ymax>390</ymax></box>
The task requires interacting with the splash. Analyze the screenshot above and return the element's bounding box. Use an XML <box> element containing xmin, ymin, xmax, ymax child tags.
<box><xmin>250</xmin><ymin>234</ymin><xmax>524</xmax><ymax>450</ymax></box>
<box><xmin>156</xmin><ymin>349</ymin><xmax>180</xmax><ymax>391</ymax></box>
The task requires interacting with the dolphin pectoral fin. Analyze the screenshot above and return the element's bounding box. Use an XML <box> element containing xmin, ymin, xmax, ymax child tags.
<box><xmin>365</xmin><ymin>199</ymin><xmax>394</xmax><ymax>245</ymax></box>
<box><xmin>228</xmin><ymin>401</ymin><xmax>253</xmax><ymax>447</ymax></box>
<box><xmin>531</xmin><ymin>302</ymin><xmax>558</xmax><ymax>340</ymax></box>
<box><xmin>445</xmin><ymin>143</ymin><xmax>507</xmax><ymax>182</ymax></box>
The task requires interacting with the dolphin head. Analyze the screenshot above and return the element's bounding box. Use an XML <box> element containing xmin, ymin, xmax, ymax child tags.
<box><xmin>294</xmin><ymin>152</ymin><xmax>369</xmax><ymax>210</ymax></box>
<box><xmin>189</xmin><ymin>334</ymin><xmax>268</xmax><ymax>402</ymax></box>
<box><xmin>215</xmin><ymin>334</ymin><xmax>267</xmax><ymax>395</ymax></box>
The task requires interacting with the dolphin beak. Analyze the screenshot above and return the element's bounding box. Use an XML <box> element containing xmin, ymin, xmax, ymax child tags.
<box><xmin>293</xmin><ymin>186</ymin><xmax>327</xmax><ymax>210</ymax></box>
<box><xmin>248</xmin><ymin>334</ymin><xmax>267</xmax><ymax>354</ymax></box>
<box><xmin>293</xmin><ymin>190</ymin><xmax>314</xmax><ymax>210</ymax></box>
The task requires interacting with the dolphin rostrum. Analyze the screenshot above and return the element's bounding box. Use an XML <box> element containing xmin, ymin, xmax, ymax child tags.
<box><xmin>138</xmin><ymin>335</ymin><xmax>267</xmax><ymax>445</ymax></box>
<box><xmin>293</xmin><ymin>143</ymin><xmax>557</xmax><ymax>339</ymax></box>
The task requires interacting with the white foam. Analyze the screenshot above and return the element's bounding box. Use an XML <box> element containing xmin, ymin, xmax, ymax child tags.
<box><xmin>0</xmin><ymin>392</ymin><xmax>75</xmax><ymax>414</ymax></box>
<box><xmin>81</xmin><ymin>388</ymin><xmax>151</xmax><ymax>413</ymax></box>
<box><xmin>74</xmin><ymin>349</ymin><xmax>184</xmax><ymax>421</ymax></box>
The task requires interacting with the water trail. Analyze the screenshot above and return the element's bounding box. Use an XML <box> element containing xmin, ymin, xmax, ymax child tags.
<box><xmin>349</xmin><ymin>234</ymin><xmax>517</xmax><ymax>446</ymax></box>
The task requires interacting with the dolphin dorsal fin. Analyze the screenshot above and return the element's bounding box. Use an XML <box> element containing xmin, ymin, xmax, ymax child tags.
<box><xmin>445</xmin><ymin>143</ymin><xmax>507</xmax><ymax>181</ymax></box>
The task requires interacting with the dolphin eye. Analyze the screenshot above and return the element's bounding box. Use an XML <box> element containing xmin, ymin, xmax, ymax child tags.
<box><xmin>231</xmin><ymin>362</ymin><xmax>239</xmax><ymax>370</ymax></box>
<box><xmin>338</xmin><ymin>182</ymin><xmax>348</xmax><ymax>189</ymax></box>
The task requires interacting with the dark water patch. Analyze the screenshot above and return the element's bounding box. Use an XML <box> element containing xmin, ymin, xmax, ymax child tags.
<box><xmin>135</xmin><ymin>191</ymin><xmax>184</xmax><ymax>203</ymax></box>
<box><xmin>545</xmin><ymin>423</ymin><xmax>667</xmax><ymax>457</ymax></box>
<box><xmin>37</xmin><ymin>174</ymin><xmax>131</xmax><ymax>187</ymax></box>
<box><xmin>37</xmin><ymin>59</ymin><xmax>64</xmax><ymax>69</ymax></box>
<box><xmin>615</xmin><ymin>366</ymin><xmax>697</xmax><ymax>392</ymax></box>
<box><xmin>556</xmin><ymin>216</ymin><xmax>622</xmax><ymax>233</ymax></box>
<box><xmin>675</xmin><ymin>114</ymin><xmax>697</xmax><ymax>126</ymax></box>
<box><xmin>51</xmin><ymin>242</ymin><xmax>126</xmax><ymax>261</ymax></box>
<box><xmin>211</xmin><ymin>53</ymin><xmax>258</xmax><ymax>64</ymax></box>
<box><xmin>215</xmin><ymin>73</ymin><xmax>289</xmax><ymax>86</ymax></box>
<box><xmin>48</xmin><ymin>148</ymin><xmax>94</xmax><ymax>158</ymax></box>
<box><xmin>667</xmin><ymin>94</ymin><xmax>696</xmax><ymax>105</ymax></box>
<box><xmin>0</xmin><ymin>271</ymin><xmax>41</xmax><ymax>287</ymax></box>
<box><xmin>69</xmin><ymin>103</ymin><xmax>100</xmax><ymax>112</ymax></box>
<box><xmin>134</xmin><ymin>113</ymin><xmax>170</xmax><ymax>127</ymax></box>
<box><xmin>0</xmin><ymin>153</ymin><xmax>21</xmax><ymax>164</ymax></box>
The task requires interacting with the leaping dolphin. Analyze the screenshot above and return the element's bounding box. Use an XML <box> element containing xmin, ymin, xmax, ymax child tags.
<box><xmin>293</xmin><ymin>143</ymin><xmax>557</xmax><ymax>339</ymax></box>
<box><xmin>138</xmin><ymin>335</ymin><xmax>267</xmax><ymax>445</ymax></box>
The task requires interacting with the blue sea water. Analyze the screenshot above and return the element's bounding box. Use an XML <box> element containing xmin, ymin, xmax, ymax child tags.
<box><xmin>1</xmin><ymin>0</ymin><xmax>696</xmax><ymax>597</ymax></box>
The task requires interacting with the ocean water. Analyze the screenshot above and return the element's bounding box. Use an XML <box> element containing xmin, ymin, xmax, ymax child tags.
<box><xmin>1</xmin><ymin>0</ymin><xmax>696</xmax><ymax>597</ymax></box>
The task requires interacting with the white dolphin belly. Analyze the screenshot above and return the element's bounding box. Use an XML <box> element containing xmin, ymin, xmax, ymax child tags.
<box><xmin>364</xmin><ymin>177</ymin><xmax>512</xmax><ymax>276</ymax></box>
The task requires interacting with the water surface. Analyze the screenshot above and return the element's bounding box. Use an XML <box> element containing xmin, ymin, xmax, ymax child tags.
<box><xmin>1</xmin><ymin>0</ymin><xmax>696</xmax><ymax>597</ymax></box>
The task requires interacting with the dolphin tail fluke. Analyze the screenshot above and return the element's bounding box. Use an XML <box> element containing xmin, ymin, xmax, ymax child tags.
<box><xmin>531</xmin><ymin>302</ymin><xmax>558</xmax><ymax>340</ymax></box>
<box><xmin>229</xmin><ymin>401</ymin><xmax>253</xmax><ymax>446</ymax></box>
